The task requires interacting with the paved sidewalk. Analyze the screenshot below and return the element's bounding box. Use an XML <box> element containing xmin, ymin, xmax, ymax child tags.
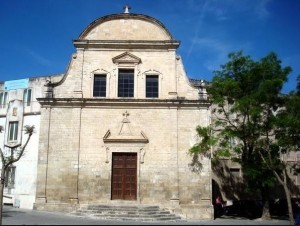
<box><xmin>2</xmin><ymin>205</ymin><xmax>290</xmax><ymax>225</ymax></box>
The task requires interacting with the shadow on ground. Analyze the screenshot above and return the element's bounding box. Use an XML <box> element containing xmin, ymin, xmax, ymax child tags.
<box><xmin>216</xmin><ymin>199</ymin><xmax>289</xmax><ymax>221</ymax></box>
<box><xmin>2</xmin><ymin>204</ymin><xmax>28</xmax><ymax>218</ymax></box>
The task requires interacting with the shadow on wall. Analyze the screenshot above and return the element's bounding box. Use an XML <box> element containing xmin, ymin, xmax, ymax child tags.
<box><xmin>212</xmin><ymin>160</ymin><xmax>252</xmax><ymax>201</ymax></box>
<box><xmin>188</xmin><ymin>153</ymin><xmax>300</xmax><ymax>219</ymax></box>
<box><xmin>211</xmin><ymin>159</ymin><xmax>300</xmax><ymax>219</ymax></box>
<box><xmin>188</xmin><ymin>153</ymin><xmax>204</xmax><ymax>173</ymax></box>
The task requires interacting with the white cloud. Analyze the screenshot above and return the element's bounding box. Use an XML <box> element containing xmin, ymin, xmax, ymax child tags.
<box><xmin>192</xmin><ymin>37</ymin><xmax>252</xmax><ymax>72</ymax></box>
<box><xmin>194</xmin><ymin>38</ymin><xmax>231</xmax><ymax>71</ymax></box>
<box><xmin>187</xmin><ymin>0</ymin><xmax>271</xmax><ymax>22</ymax></box>
<box><xmin>184</xmin><ymin>0</ymin><xmax>271</xmax><ymax>69</ymax></box>
<box><xmin>186</xmin><ymin>0</ymin><xmax>209</xmax><ymax>61</ymax></box>
<box><xmin>26</xmin><ymin>48</ymin><xmax>52</xmax><ymax>67</ymax></box>
<box><xmin>254</xmin><ymin>0</ymin><xmax>271</xmax><ymax>19</ymax></box>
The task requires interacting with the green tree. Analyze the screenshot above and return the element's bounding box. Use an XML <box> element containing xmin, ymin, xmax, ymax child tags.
<box><xmin>269</xmin><ymin>76</ymin><xmax>300</xmax><ymax>225</ymax></box>
<box><xmin>190</xmin><ymin>51</ymin><xmax>299</xmax><ymax>224</ymax></box>
<box><xmin>0</xmin><ymin>125</ymin><xmax>35</xmax><ymax>225</ymax></box>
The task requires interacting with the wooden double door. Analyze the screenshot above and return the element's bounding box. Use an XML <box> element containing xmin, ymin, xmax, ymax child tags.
<box><xmin>111</xmin><ymin>153</ymin><xmax>137</xmax><ymax>200</ymax></box>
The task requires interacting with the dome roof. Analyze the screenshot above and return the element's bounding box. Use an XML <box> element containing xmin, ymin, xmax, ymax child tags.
<box><xmin>78</xmin><ymin>13</ymin><xmax>174</xmax><ymax>41</ymax></box>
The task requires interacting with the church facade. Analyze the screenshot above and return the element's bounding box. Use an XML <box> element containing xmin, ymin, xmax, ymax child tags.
<box><xmin>33</xmin><ymin>9</ymin><xmax>212</xmax><ymax>219</ymax></box>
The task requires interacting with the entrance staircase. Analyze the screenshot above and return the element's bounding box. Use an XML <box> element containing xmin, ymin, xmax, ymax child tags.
<box><xmin>71</xmin><ymin>204</ymin><xmax>184</xmax><ymax>222</ymax></box>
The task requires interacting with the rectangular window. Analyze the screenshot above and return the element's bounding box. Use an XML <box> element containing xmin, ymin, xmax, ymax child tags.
<box><xmin>146</xmin><ymin>75</ymin><xmax>159</xmax><ymax>98</ymax></box>
<box><xmin>297</xmin><ymin>173</ymin><xmax>300</xmax><ymax>185</ymax></box>
<box><xmin>0</xmin><ymin>92</ymin><xmax>8</xmax><ymax>109</ymax></box>
<box><xmin>23</xmin><ymin>89</ymin><xmax>32</xmax><ymax>106</ymax></box>
<box><xmin>230</xmin><ymin>168</ymin><xmax>241</xmax><ymax>177</ymax></box>
<box><xmin>8</xmin><ymin>122</ymin><xmax>18</xmax><ymax>142</ymax></box>
<box><xmin>5</xmin><ymin>166</ymin><xmax>16</xmax><ymax>189</ymax></box>
<box><xmin>93</xmin><ymin>74</ymin><xmax>107</xmax><ymax>97</ymax></box>
<box><xmin>118</xmin><ymin>69</ymin><xmax>134</xmax><ymax>97</ymax></box>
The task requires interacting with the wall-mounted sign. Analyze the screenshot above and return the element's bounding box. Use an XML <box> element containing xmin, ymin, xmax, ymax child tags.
<box><xmin>4</xmin><ymin>79</ymin><xmax>29</xmax><ymax>90</ymax></box>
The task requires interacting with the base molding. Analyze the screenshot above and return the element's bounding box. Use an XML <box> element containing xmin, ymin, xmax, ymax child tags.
<box><xmin>33</xmin><ymin>202</ymin><xmax>79</xmax><ymax>212</ymax></box>
<box><xmin>180</xmin><ymin>204</ymin><xmax>214</xmax><ymax>219</ymax></box>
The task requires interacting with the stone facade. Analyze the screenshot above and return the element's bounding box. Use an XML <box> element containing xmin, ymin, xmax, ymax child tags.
<box><xmin>33</xmin><ymin>11</ymin><xmax>212</xmax><ymax>219</ymax></box>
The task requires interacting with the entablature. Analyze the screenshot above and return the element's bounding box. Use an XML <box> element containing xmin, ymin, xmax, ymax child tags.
<box><xmin>37</xmin><ymin>98</ymin><xmax>211</xmax><ymax>108</ymax></box>
<box><xmin>73</xmin><ymin>40</ymin><xmax>180</xmax><ymax>50</ymax></box>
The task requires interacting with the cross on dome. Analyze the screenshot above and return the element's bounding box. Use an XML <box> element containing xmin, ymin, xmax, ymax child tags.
<box><xmin>123</xmin><ymin>4</ymin><xmax>131</xmax><ymax>13</ymax></box>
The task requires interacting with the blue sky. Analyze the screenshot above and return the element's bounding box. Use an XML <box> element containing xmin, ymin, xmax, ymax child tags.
<box><xmin>0</xmin><ymin>0</ymin><xmax>299</xmax><ymax>93</ymax></box>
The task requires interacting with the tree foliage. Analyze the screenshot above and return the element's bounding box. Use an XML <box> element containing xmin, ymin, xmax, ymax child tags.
<box><xmin>276</xmin><ymin>83</ymin><xmax>300</xmax><ymax>153</ymax></box>
<box><xmin>189</xmin><ymin>51</ymin><xmax>299</xmax><ymax>224</ymax></box>
<box><xmin>208</xmin><ymin>51</ymin><xmax>290</xmax><ymax>163</ymax></box>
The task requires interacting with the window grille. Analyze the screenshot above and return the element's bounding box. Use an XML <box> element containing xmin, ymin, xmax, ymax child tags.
<box><xmin>93</xmin><ymin>74</ymin><xmax>106</xmax><ymax>97</ymax></box>
<box><xmin>118</xmin><ymin>69</ymin><xmax>134</xmax><ymax>97</ymax></box>
<box><xmin>146</xmin><ymin>75</ymin><xmax>158</xmax><ymax>98</ymax></box>
<box><xmin>0</xmin><ymin>92</ymin><xmax>8</xmax><ymax>109</ymax></box>
<box><xmin>23</xmin><ymin>89</ymin><xmax>32</xmax><ymax>106</ymax></box>
<box><xmin>8</xmin><ymin>122</ymin><xmax>18</xmax><ymax>142</ymax></box>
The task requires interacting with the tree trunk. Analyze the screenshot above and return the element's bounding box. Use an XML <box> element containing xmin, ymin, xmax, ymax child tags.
<box><xmin>0</xmin><ymin>167</ymin><xmax>5</xmax><ymax>225</ymax></box>
<box><xmin>282</xmin><ymin>178</ymin><xmax>294</xmax><ymax>225</ymax></box>
<box><xmin>261</xmin><ymin>186</ymin><xmax>271</xmax><ymax>220</ymax></box>
<box><xmin>261</xmin><ymin>200</ymin><xmax>271</xmax><ymax>220</ymax></box>
<box><xmin>274</xmin><ymin>169</ymin><xmax>294</xmax><ymax>226</ymax></box>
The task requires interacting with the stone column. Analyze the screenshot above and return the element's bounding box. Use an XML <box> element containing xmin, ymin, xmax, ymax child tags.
<box><xmin>35</xmin><ymin>107</ymin><xmax>51</xmax><ymax>205</ymax></box>
<box><xmin>170</xmin><ymin>107</ymin><xmax>180</xmax><ymax>205</ymax></box>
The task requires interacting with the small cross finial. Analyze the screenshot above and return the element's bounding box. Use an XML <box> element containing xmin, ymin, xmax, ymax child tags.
<box><xmin>123</xmin><ymin>111</ymin><xmax>130</xmax><ymax>118</ymax></box>
<box><xmin>123</xmin><ymin>4</ymin><xmax>131</xmax><ymax>13</ymax></box>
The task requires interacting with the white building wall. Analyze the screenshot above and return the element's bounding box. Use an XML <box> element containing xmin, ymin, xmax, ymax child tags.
<box><xmin>0</xmin><ymin>75</ymin><xmax>62</xmax><ymax>209</ymax></box>
<box><xmin>10</xmin><ymin>114</ymin><xmax>41</xmax><ymax>209</ymax></box>
<box><xmin>0</xmin><ymin>113</ymin><xmax>40</xmax><ymax>209</ymax></box>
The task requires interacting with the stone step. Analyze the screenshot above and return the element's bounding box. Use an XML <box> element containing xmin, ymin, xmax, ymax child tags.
<box><xmin>87</xmin><ymin>205</ymin><xmax>160</xmax><ymax>211</ymax></box>
<box><xmin>79</xmin><ymin>210</ymin><xmax>172</xmax><ymax>215</ymax></box>
<box><xmin>94</xmin><ymin>213</ymin><xmax>178</xmax><ymax>217</ymax></box>
<box><xmin>92</xmin><ymin>214</ymin><xmax>182</xmax><ymax>221</ymax></box>
<box><xmin>100</xmin><ymin>216</ymin><xmax>182</xmax><ymax>221</ymax></box>
<box><xmin>72</xmin><ymin>204</ymin><xmax>184</xmax><ymax>222</ymax></box>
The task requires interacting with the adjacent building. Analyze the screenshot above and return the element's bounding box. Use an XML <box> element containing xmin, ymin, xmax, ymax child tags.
<box><xmin>0</xmin><ymin>75</ymin><xmax>61</xmax><ymax>209</ymax></box>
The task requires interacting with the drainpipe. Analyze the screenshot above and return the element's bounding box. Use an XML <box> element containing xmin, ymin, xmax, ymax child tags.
<box><xmin>176</xmin><ymin>55</ymin><xmax>180</xmax><ymax>202</ymax></box>
<box><xmin>76</xmin><ymin>107</ymin><xmax>82</xmax><ymax>204</ymax></box>
<box><xmin>174</xmin><ymin>52</ymin><xmax>180</xmax><ymax>202</ymax></box>
<box><xmin>76</xmin><ymin>48</ymin><xmax>85</xmax><ymax>203</ymax></box>
<box><xmin>176</xmin><ymin>106</ymin><xmax>180</xmax><ymax>200</ymax></box>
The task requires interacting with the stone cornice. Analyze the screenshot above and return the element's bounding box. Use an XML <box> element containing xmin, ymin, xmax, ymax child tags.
<box><xmin>73</xmin><ymin>40</ymin><xmax>180</xmax><ymax>50</ymax></box>
<box><xmin>0</xmin><ymin>111</ymin><xmax>41</xmax><ymax>118</ymax></box>
<box><xmin>103</xmin><ymin>130</ymin><xmax>149</xmax><ymax>144</ymax></box>
<box><xmin>37</xmin><ymin>98</ymin><xmax>210</xmax><ymax>108</ymax></box>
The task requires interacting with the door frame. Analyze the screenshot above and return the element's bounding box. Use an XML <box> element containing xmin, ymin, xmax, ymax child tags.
<box><xmin>104</xmin><ymin>146</ymin><xmax>145</xmax><ymax>203</ymax></box>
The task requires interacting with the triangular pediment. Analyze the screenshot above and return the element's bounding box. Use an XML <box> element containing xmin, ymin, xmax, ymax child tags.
<box><xmin>103</xmin><ymin>111</ymin><xmax>148</xmax><ymax>143</ymax></box>
<box><xmin>112</xmin><ymin>52</ymin><xmax>141</xmax><ymax>64</ymax></box>
<box><xmin>103</xmin><ymin>129</ymin><xmax>148</xmax><ymax>143</ymax></box>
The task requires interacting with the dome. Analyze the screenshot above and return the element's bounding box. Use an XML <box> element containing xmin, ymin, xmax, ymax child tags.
<box><xmin>78</xmin><ymin>13</ymin><xmax>174</xmax><ymax>41</ymax></box>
